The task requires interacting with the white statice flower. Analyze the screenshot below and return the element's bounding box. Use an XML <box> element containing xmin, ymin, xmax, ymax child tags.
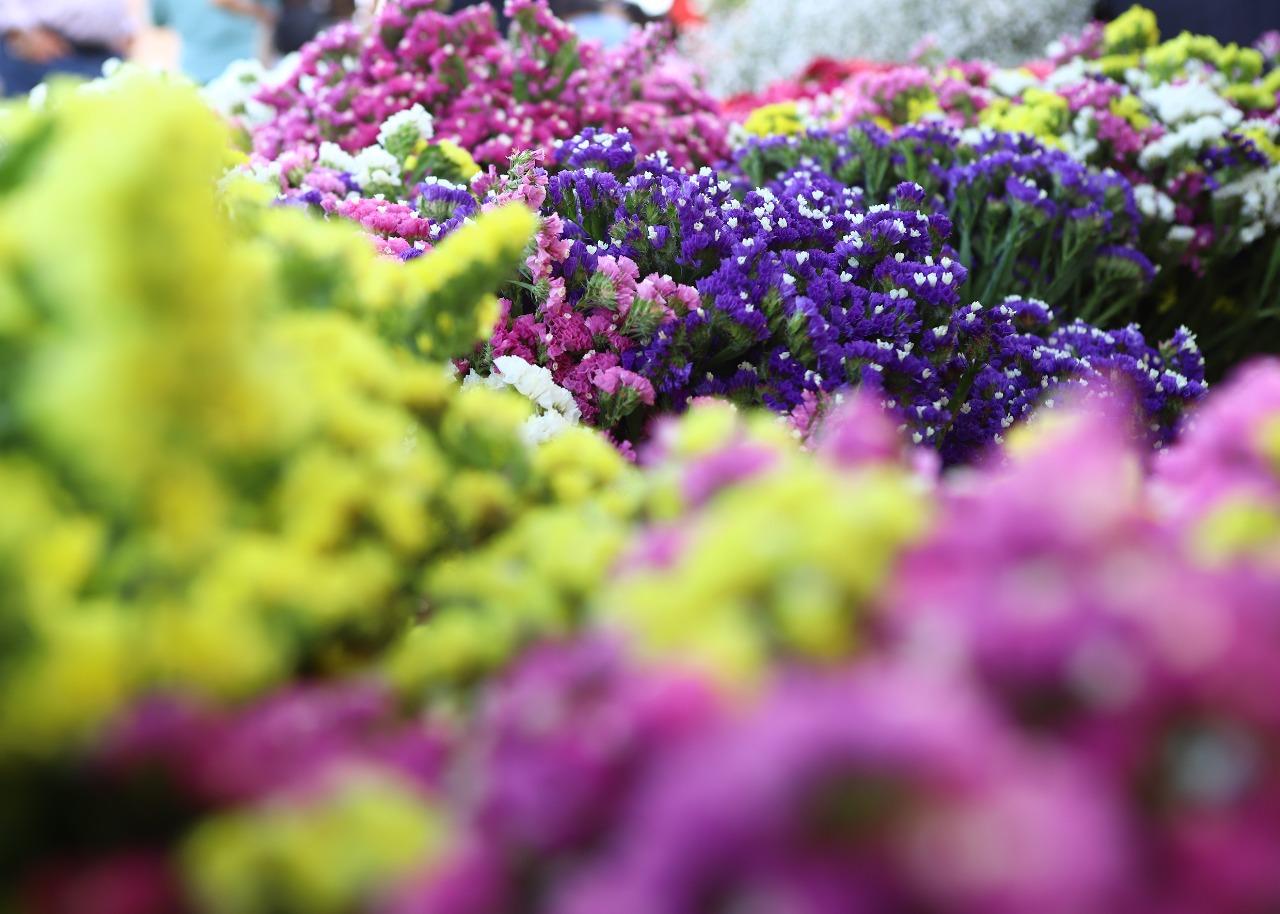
<box><xmin>378</xmin><ymin>103</ymin><xmax>435</xmax><ymax>148</ymax></box>
<box><xmin>691</xmin><ymin>0</ymin><xmax>1092</xmax><ymax>95</ymax></box>
<box><xmin>1217</xmin><ymin>164</ymin><xmax>1280</xmax><ymax>245</ymax></box>
<box><xmin>461</xmin><ymin>370</ymin><xmax>507</xmax><ymax>392</ymax></box>
<box><xmin>203</xmin><ymin>59</ymin><xmax>275</xmax><ymax>127</ymax></box>
<box><xmin>1140</xmin><ymin>81</ymin><xmax>1241</xmax><ymax>127</ymax></box>
<box><xmin>1133</xmin><ymin>183</ymin><xmax>1177</xmax><ymax>222</ymax></box>
<box><xmin>1043</xmin><ymin>57</ymin><xmax>1088</xmax><ymax>90</ymax></box>
<box><xmin>1060</xmin><ymin>107</ymin><xmax>1100</xmax><ymax>160</ymax></box>
<box><xmin>463</xmin><ymin>356</ymin><xmax>582</xmax><ymax>445</ymax></box>
<box><xmin>988</xmin><ymin>68</ymin><xmax>1040</xmax><ymax>98</ymax></box>
<box><xmin>491</xmin><ymin>356</ymin><xmax>582</xmax><ymax>422</ymax></box>
<box><xmin>317</xmin><ymin>141</ymin><xmax>358</xmax><ymax>174</ymax></box>
<box><xmin>1139</xmin><ymin>115</ymin><xmax>1239</xmax><ymax>168</ymax></box>
<box><xmin>521</xmin><ymin>410</ymin><xmax>575</xmax><ymax>446</ymax></box>
<box><xmin>351</xmin><ymin>145</ymin><xmax>402</xmax><ymax>189</ymax></box>
<box><xmin>1167</xmin><ymin>225</ymin><xmax>1197</xmax><ymax>245</ymax></box>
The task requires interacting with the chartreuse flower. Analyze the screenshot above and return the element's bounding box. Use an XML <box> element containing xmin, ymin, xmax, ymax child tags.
<box><xmin>1132</xmin><ymin>29</ymin><xmax>1265</xmax><ymax>86</ymax></box>
<box><xmin>384</xmin><ymin>501</ymin><xmax>633</xmax><ymax>693</ymax></box>
<box><xmin>598</xmin><ymin>408</ymin><xmax>928</xmax><ymax>687</ymax></box>
<box><xmin>1103</xmin><ymin>5</ymin><xmax>1159</xmax><ymax>55</ymax></box>
<box><xmin>1192</xmin><ymin>416</ymin><xmax>1280</xmax><ymax>566</ymax></box>
<box><xmin>383</xmin><ymin>427</ymin><xmax>640</xmax><ymax>696</ymax></box>
<box><xmin>407</xmin><ymin>138</ymin><xmax>482</xmax><ymax>183</ymax></box>
<box><xmin>0</xmin><ymin>75</ymin><xmax>558</xmax><ymax>755</ymax></box>
<box><xmin>252</xmin><ymin>198</ymin><xmax>537</xmax><ymax>362</ymax></box>
<box><xmin>643</xmin><ymin>402</ymin><xmax>796</xmax><ymax>522</ymax></box>
<box><xmin>1223</xmin><ymin>83</ymin><xmax>1278</xmax><ymax>114</ymax></box>
<box><xmin>1109</xmin><ymin>93</ymin><xmax>1152</xmax><ymax>131</ymax></box>
<box><xmin>742</xmin><ymin>102</ymin><xmax>805</xmax><ymax>137</ymax></box>
<box><xmin>1193</xmin><ymin>499</ymin><xmax>1280</xmax><ymax>566</ymax></box>
<box><xmin>434</xmin><ymin>139</ymin><xmax>481</xmax><ymax>179</ymax></box>
<box><xmin>183</xmin><ymin>774</ymin><xmax>446</xmax><ymax>914</ymax></box>
<box><xmin>980</xmin><ymin>88</ymin><xmax>1070</xmax><ymax>143</ymax></box>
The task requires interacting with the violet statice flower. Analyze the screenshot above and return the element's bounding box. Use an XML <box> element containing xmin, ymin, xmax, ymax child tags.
<box><xmin>883</xmin><ymin>395</ymin><xmax>1280</xmax><ymax>914</ymax></box>
<box><xmin>473</xmin><ymin>129</ymin><xmax>1203</xmax><ymax>461</ymax></box>
<box><xmin>729</xmin><ymin>123</ymin><xmax>1151</xmax><ymax>326</ymax></box>
<box><xmin>386</xmin><ymin>638</ymin><xmax>720</xmax><ymax>914</ymax></box>
<box><xmin>555</xmin><ymin>666</ymin><xmax>1127</xmax><ymax>914</ymax></box>
<box><xmin>99</xmin><ymin>682</ymin><xmax>449</xmax><ymax>805</ymax></box>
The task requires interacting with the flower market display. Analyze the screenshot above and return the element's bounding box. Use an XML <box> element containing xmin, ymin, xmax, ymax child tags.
<box><xmin>3</xmin><ymin>2</ymin><xmax>1280</xmax><ymax>914</ymax></box>
<box><xmin>727</xmin><ymin>6</ymin><xmax>1280</xmax><ymax>365</ymax></box>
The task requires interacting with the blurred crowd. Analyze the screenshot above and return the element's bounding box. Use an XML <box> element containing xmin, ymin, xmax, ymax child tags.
<box><xmin>0</xmin><ymin>0</ymin><xmax>677</xmax><ymax>95</ymax></box>
<box><xmin>0</xmin><ymin>0</ymin><xmax>1274</xmax><ymax>96</ymax></box>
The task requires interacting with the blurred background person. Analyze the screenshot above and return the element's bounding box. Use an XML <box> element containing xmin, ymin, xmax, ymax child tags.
<box><xmin>551</xmin><ymin>0</ymin><xmax>633</xmax><ymax>47</ymax></box>
<box><xmin>0</xmin><ymin>0</ymin><xmax>135</xmax><ymax>95</ymax></box>
<box><xmin>150</xmin><ymin>0</ymin><xmax>277</xmax><ymax>83</ymax></box>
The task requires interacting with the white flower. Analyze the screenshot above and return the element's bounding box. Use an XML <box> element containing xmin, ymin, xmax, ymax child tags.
<box><xmin>492</xmin><ymin>356</ymin><xmax>582</xmax><ymax>421</ymax></box>
<box><xmin>521</xmin><ymin>410</ymin><xmax>574</xmax><ymax>445</ymax></box>
<box><xmin>1139</xmin><ymin>115</ymin><xmax>1235</xmax><ymax>167</ymax></box>
<box><xmin>317</xmin><ymin>142</ymin><xmax>358</xmax><ymax>174</ymax></box>
<box><xmin>466</xmin><ymin>357</ymin><xmax>582</xmax><ymax>445</ymax></box>
<box><xmin>989</xmin><ymin>68</ymin><xmax>1039</xmax><ymax>98</ymax></box>
<box><xmin>203</xmin><ymin>59</ymin><xmax>275</xmax><ymax>126</ymax></box>
<box><xmin>377</xmin><ymin>103</ymin><xmax>436</xmax><ymax>147</ymax></box>
<box><xmin>1133</xmin><ymin>183</ymin><xmax>1176</xmax><ymax>222</ymax></box>
<box><xmin>1140</xmin><ymin>81</ymin><xmax>1241</xmax><ymax>127</ymax></box>
<box><xmin>1217</xmin><ymin>164</ymin><xmax>1280</xmax><ymax>234</ymax></box>
<box><xmin>352</xmin><ymin>145</ymin><xmax>402</xmax><ymax>188</ymax></box>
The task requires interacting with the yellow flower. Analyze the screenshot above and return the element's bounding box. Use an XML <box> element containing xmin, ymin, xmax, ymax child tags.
<box><xmin>1103</xmin><ymin>6</ymin><xmax>1159</xmax><ymax>55</ymax></box>
<box><xmin>1109</xmin><ymin>94</ymin><xmax>1153</xmax><ymax>131</ymax></box>
<box><xmin>436</xmin><ymin>139</ymin><xmax>481</xmax><ymax>179</ymax></box>
<box><xmin>600</xmin><ymin>408</ymin><xmax>928</xmax><ymax>687</ymax></box>
<box><xmin>184</xmin><ymin>774</ymin><xmax>446</xmax><ymax>914</ymax></box>
<box><xmin>979</xmin><ymin>90</ymin><xmax>1068</xmax><ymax>144</ymax></box>
<box><xmin>742</xmin><ymin>102</ymin><xmax>805</xmax><ymax>137</ymax></box>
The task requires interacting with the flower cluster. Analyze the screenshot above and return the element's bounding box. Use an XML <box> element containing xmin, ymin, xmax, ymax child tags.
<box><xmin>249</xmin><ymin>0</ymin><xmax>727</xmax><ymax>170</ymax></box>
<box><xmin>0</xmin><ymin>76</ymin><xmax>625</xmax><ymax>759</ymax></box>
<box><xmin>733</xmin><ymin>5</ymin><xmax>1280</xmax><ymax>364</ymax></box>
<box><xmin>731</xmin><ymin>124</ymin><xmax>1151</xmax><ymax>324</ymax></box>
<box><xmin>12</xmin><ymin>359</ymin><xmax>1280</xmax><ymax>914</ymax></box>
<box><xmin>10</xmin><ymin>11</ymin><xmax>1280</xmax><ymax>914</ymax></box>
<box><xmin>472</xmin><ymin>129</ymin><xmax>1202</xmax><ymax>460</ymax></box>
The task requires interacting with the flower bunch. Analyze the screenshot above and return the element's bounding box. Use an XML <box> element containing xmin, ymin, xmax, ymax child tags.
<box><xmin>731</xmin><ymin>124</ymin><xmax>1153</xmax><ymax>324</ymax></box>
<box><xmin>735</xmin><ymin>6</ymin><xmax>1280</xmax><ymax>364</ymax></box>
<box><xmin>982</xmin><ymin>7</ymin><xmax>1280</xmax><ymax>358</ymax></box>
<box><xmin>250</xmin><ymin>0</ymin><xmax>727</xmax><ymax>170</ymax></box>
<box><xmin>0</xmin><ymin>75</ymin><xmax>635</xmax><ymax>759</ymax></box>
<box><xmin>468</xmin><ymin>129</ymin><xmax>1202</xmax><ymax>460</ymax></box>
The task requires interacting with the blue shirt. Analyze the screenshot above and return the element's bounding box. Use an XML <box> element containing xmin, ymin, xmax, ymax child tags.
<box><xmin>568</xmin><ymin>12</ymin><xmax>634</xmax><ymax>49</ymax></box>
<box><xmin>152</xmin><ymin>0</ymin><xmax>275</xmax><ymax>84</ymax></box>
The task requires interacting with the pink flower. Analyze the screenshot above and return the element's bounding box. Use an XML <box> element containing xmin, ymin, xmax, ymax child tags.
<box><xmin>594</xmin><ymin>255</ymin><xmax>641</xmax><ymax>314</ymax></box>
<box><xmin>592</xmin><ymin>366</ymin><xmax>656</xmax><ymax>406</ymax></box>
